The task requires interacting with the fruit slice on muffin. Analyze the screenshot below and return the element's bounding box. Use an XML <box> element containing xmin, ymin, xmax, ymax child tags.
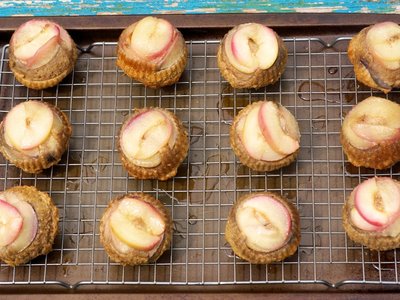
<box><xmin>348</xmin><ymin>22</ymin><xmax>400</xmax><ymax>93</ymax></box>
<box><xmin>230</xmin><ymin>101</ymin><xmax>300</xmax><ymax>172</ymax></box>
<box><xmin>343</xmin><ymin>177</ymin><xmax>400</xmax><ymax>251</ymax></box>
<box><xmin>9</xmin><ymin>19</ymin><xmax>77</xmax><ymax>89</ymax></box>
<box><xmin>225</xmin><ymin>192</ymin><xmax>300</xmax><ymax>264</ymax></box>
<box><xmin>116</xmin><ymin>16</ymin><xmax>188</xmax><ymax>88</ymax></box>
<box><xmin>0</xmin><ymin>100</ymin><xmax>72</xmax><ymax>173</ymax></box>
<box><xmin>0</xmin><ymin>186</ymin><xmax>58</xmax><ymax>266</ymax></box>
<box><xmin>100</xmin><ymin>193</ymin><xmax>172</xmax><ymax>265</ymax></box>
<box><xmin>118</xmin><ymin>107</ymin><xmax>188</xmax><ymax>180</ymax></box>
<box><xmin>218</xmin><ymin>23</ymin><xmax>287</xmax><ymax>89</ymax></box>
<box><xmin>341</xmin><ymin>96</ymin><xmax>400</xmax><ymax>170</ymax></box>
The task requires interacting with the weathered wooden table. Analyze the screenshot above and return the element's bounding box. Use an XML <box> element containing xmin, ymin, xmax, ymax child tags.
<box><xmin>0</xmin><ymin>0</ymin><xmax>399</xmax><ymax>16</ymax></box>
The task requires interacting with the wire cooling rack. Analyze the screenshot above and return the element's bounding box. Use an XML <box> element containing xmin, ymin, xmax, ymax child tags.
<box><xmin>1</xmin><ymin>37</ymin><xmax>400</xmax><ymax>290</ymax></box>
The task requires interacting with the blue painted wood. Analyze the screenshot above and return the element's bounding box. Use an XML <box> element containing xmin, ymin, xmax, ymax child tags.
<box><xmin>0</xmin><ymin>0</ymin><xmax>398</xmax><ymax>17</ymax></box>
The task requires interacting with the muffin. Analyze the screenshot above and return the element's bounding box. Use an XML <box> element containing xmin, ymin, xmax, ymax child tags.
<box><xmin>0</xmin><ymin>100</ymin><xmax>72</xmax><ymax>173</ymax></box>
<box><xmin>9</xmin><ymin>19</ymin><xmax>78</xmax><ymax>90</ymax></box>
<box><xmin>348</xmin><ymin>22</ymin><xmax>400</xmax><ymax>93</ymax></box>
<box><xmin>118</xmin><ymin>107</ymin><xmax>188</xmax><ymax>180</ymax></box>
<box><xmin>230</xmin><ymin>100</ymin><xmax>300</xmax><ymax>172</ymax></box>
<box><xmin>116</xmin><ymin>16</ymin><xmax>187</xmax><ymax>88</ymax></box>
<box><xmin>217</xmin><ymin>23</ymin><xmax>287</xmax><ymax>89</ymax></box>
<box><xmin>100</xmin><ymin>193</ymin><xmax>172</xmax><ymax>265</ymax></box>
<box><xmin>341</xmin><ymin>96</ymin><xmax>400</xmax><ymax>170</ymax></box>
<box><xmin>343</xmin><ymin>177</ymin><xmax>400</xmax><ymax>251</ymax></box>
<box><xmin>225</xmin><ymin>192</ymin><xmax>300</xmax><ymax>264</ymax></box>
<box><xmin>0</xmin><ymin>186</ymin><xmax>58</xmax><ymax>266</ymax></box>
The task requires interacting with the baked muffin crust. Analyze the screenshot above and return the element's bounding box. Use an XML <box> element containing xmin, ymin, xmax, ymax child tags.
<box><xmin>225</xmin><ymin>192</ymin><xmax>300</xmax><ymax>264</ymax></box>
<box><xmin>0</xmin><ymin>186</ymin><xmax>58</xmax><ymax>266</ymax></box>
<box><xmin>100</xmin><ymin>193</ymin><xmax>172</xmax><ymax>265</ymax></box>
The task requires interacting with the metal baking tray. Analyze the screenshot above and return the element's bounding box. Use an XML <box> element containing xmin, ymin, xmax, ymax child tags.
<box><xmin>1</xmin><ymin>16</ymin><xmax>400</xmax><ymax>292</ymax></box>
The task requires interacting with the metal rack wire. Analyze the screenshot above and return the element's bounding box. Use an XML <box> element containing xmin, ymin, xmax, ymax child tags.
<box><xmin>0</xmin><ymin>37</ymin><xmax>400</xmax><ymax>289</ymax></box>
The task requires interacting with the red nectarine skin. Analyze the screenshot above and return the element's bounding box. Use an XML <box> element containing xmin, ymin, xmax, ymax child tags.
<box><xmin>3</xmin><ymin>192</ymin><xmax>38</xmax><ymax>253</ymax></box>
<box><xmin>0</xmin><ymin>199</ymin><xmax>23</xmax><ymax>247</ymax></box>
<box><xmin>118</xmin><ymin>107</ymin><xmax>188</xmax><ymax>180</ymax></box>
<box><xmin>258</xmin><ymin>101</ymin><xmax>299</xmax><ymax>155</ymax></box>
<box><xmin>4</xmin><ymin>101</ymin><xmax>54</xmax><ymax>151</ymax></box>
<box><xmin>0</xmin><ymin>186</ymin><xmax>58</xmax><ymax>267</ymax></box>
<box><xmin>217</xmin><ymin>23</ymin><xmax>287</xmax><ymax>89</ymax></box>
<box><xmin>146</xmin><ymin>31</ymin><xmax>177</xmax><ymax>62</ymax></box>
<box><xmin>230</xmin><ymin>101</ymin><xmax>300</xmax><ymax>172</ymax></box>
<box><xmin>100</xmin><ymin>192</ymin><xmax>172</xmax><ymax>266</ymax></box>
<box><xmin>236</xmin><ymin>195</ymin><xmax>292</xmax><ymax>252</ymax></box>
<box><xmin>25</xmin><ymin>33</ymin><xmax>60</xmax><ymax>68</ymax></box>
<box><xmin>109</xmin><ymin>209</ymin><xmax>163</xmax><ymax>252</ymax></box>
<box><xmin>230</xmin><ymin>30</ymin><xmax>258</xmax><ymax>73</ymax></box>
<box><xmin>228</xmin><ymin>23</ymin><xmax>278</xmax><ymax>74</ymax></box>
<box><xmin>225</xmin><ymin>191</ymin><xmax>300</xmax><ymax>264</ymax></box>
<box><xmin>116</xmin><ymin>17</ymin><xmax>188</xmax><ymax>88</ymax></box>
<box><xmin>350</xmin><ymin>208</ymin><xmax>382</xmax><ymax>232</ymax></box>
<box><xmin>354</xmin><ymin>179</ymin><xmax>388</xmax><ymax>227</ymax></box>
<box><xmin>353</xmin><ymin>177</ymin><xmax>400</xmax><ymax>229</ymax></box>
<box><xmin>128</xmin><ymin>17</ymin><xmax>176</xmax><ymax>64</ymax></box>
<box><xmin>341</xmin><ymin>97</ymin><xmax>400</xmax><ymax>169</ymax></box>
<box><xmin>120</xmin><ymin>110</ymin><xmax>173</xmax><ymax>163</ymax></box>
<box><xmin>0</xmin><ymin>100</ymin><xmax>72</xmax><ymax>174</ymax></box>
<box><xmin>241</xmin><ymin>104</ymin><xmax>286</xmax><ymax>162</ymax></box>
<box><xmin>348</xmin><ymin>22</ymin><xmax>400</xmax><ymax>93</ymax></box>
<box><xmin>343</xmin><ymin>177</ymin><xmax>400</xmax><ymax>251</ymax></box>
<box><xmin>354</xmin><ymin>177</ymin><xmax>400</xmax><ymax>228</ymax></box>
<box><xmin>8</xmin><ymin>19</ymin><xmax>78</xmax><ymax>90</ymax></box>
<box><xmin>14</xmin><ymin>24</ymin><xmax>60</xmax><ymax>68</ymax></box>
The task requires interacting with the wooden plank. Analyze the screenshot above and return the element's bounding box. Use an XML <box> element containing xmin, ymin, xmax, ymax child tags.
<box><xmin>0</xmin><ymin>0</ymin><xmax>399</xmax><ymax>17</ymax></box>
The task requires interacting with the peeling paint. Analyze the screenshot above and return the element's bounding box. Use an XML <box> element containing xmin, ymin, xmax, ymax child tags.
<box><xmin>97</xmin><ymin>12</ymin><xmax>123</xmax><ymax>16</ymax></box>
<box><xmin>294</xmin><ymin>6</ymin><xmax>347</xmax><ymax>13</ymax></box>
<box><xmin>191</xmin><ymin>8</ymin><xmax>217</xmax><ymax>13</ymax></box>
<box><xmin>243</xmin><ymin>9</ymin><xmax>268</xmax><ymax>13</ymax></box>
<box><xmin>0</xmin><ymin>0</ymin><xmax>397</xmax><ymax>16</ymax></box>
<box><xmin>11</xmin><ymin>14</ymin><xmax>34</xmax><ymax>17</ymax></box>
<box><xmin>165</xmin><ymin>3</ymin><xmax>179</xmax><ymax>8</ymax></box>
<box><xmin>361</xmin><ymin>7</ymin><xmax>371</xmax><ymax>13</ymax></box>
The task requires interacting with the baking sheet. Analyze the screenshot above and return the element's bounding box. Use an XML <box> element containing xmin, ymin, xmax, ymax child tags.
<box><xmin>0</xmin><ymin>36</ymin><xmax>400</xmax><ymax>289</ymax></box>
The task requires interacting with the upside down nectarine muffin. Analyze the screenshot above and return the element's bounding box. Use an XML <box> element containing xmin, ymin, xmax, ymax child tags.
<box><xmin>117</xmin><ymin>16</ymin><xmax>187</xmax><ymax>88</ymax></box>
<box><xmin>100</xmin><ymin>193</ymin><xmax>172</xmax><ymax>265</ymax></box>
<box><xmin>0</xmin><ymin>186</ymin><xmax>58</xmax><ymax>266</ymax></box>
<box><xmin>348</xmin><ymin>22</ymin><xmax>400</xmax><ymax>93</ymax></box>
<box><xmin>225</xmin><ymin>192</ymin><xmax>300</xmax><ymax>264</ymax></box>
<box><xmin>217</xmin><ymin>23</ymin><xmax>287</xmax><ymax>89</ymax></box>
<box><xmin>341</xmin><ymin>96</ymin><xmax>400</xmax><ymax>170</ymax></box>
<box><xmin>9</xmin><ymin>19</ymin><xmax>78</xmax><ymax>90</ymax></box>
<box><xmin>230</xmin><ymin>100</ymin><xmax>300</xmax><ymax>172</ymax></box>
<box><xmin>118</xmin><ymin>107</ymin><xmax>188</xmax><ymax>181</ymax></box>
<box><xmin>343</xmin><ymin>177</ymin><xmax>400</xmax><ymax>251</ymax></box>
<box><xmin>0</xmin><ymin>100</ymin><xmax>72</xmax><ymax>173</ymax></box>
